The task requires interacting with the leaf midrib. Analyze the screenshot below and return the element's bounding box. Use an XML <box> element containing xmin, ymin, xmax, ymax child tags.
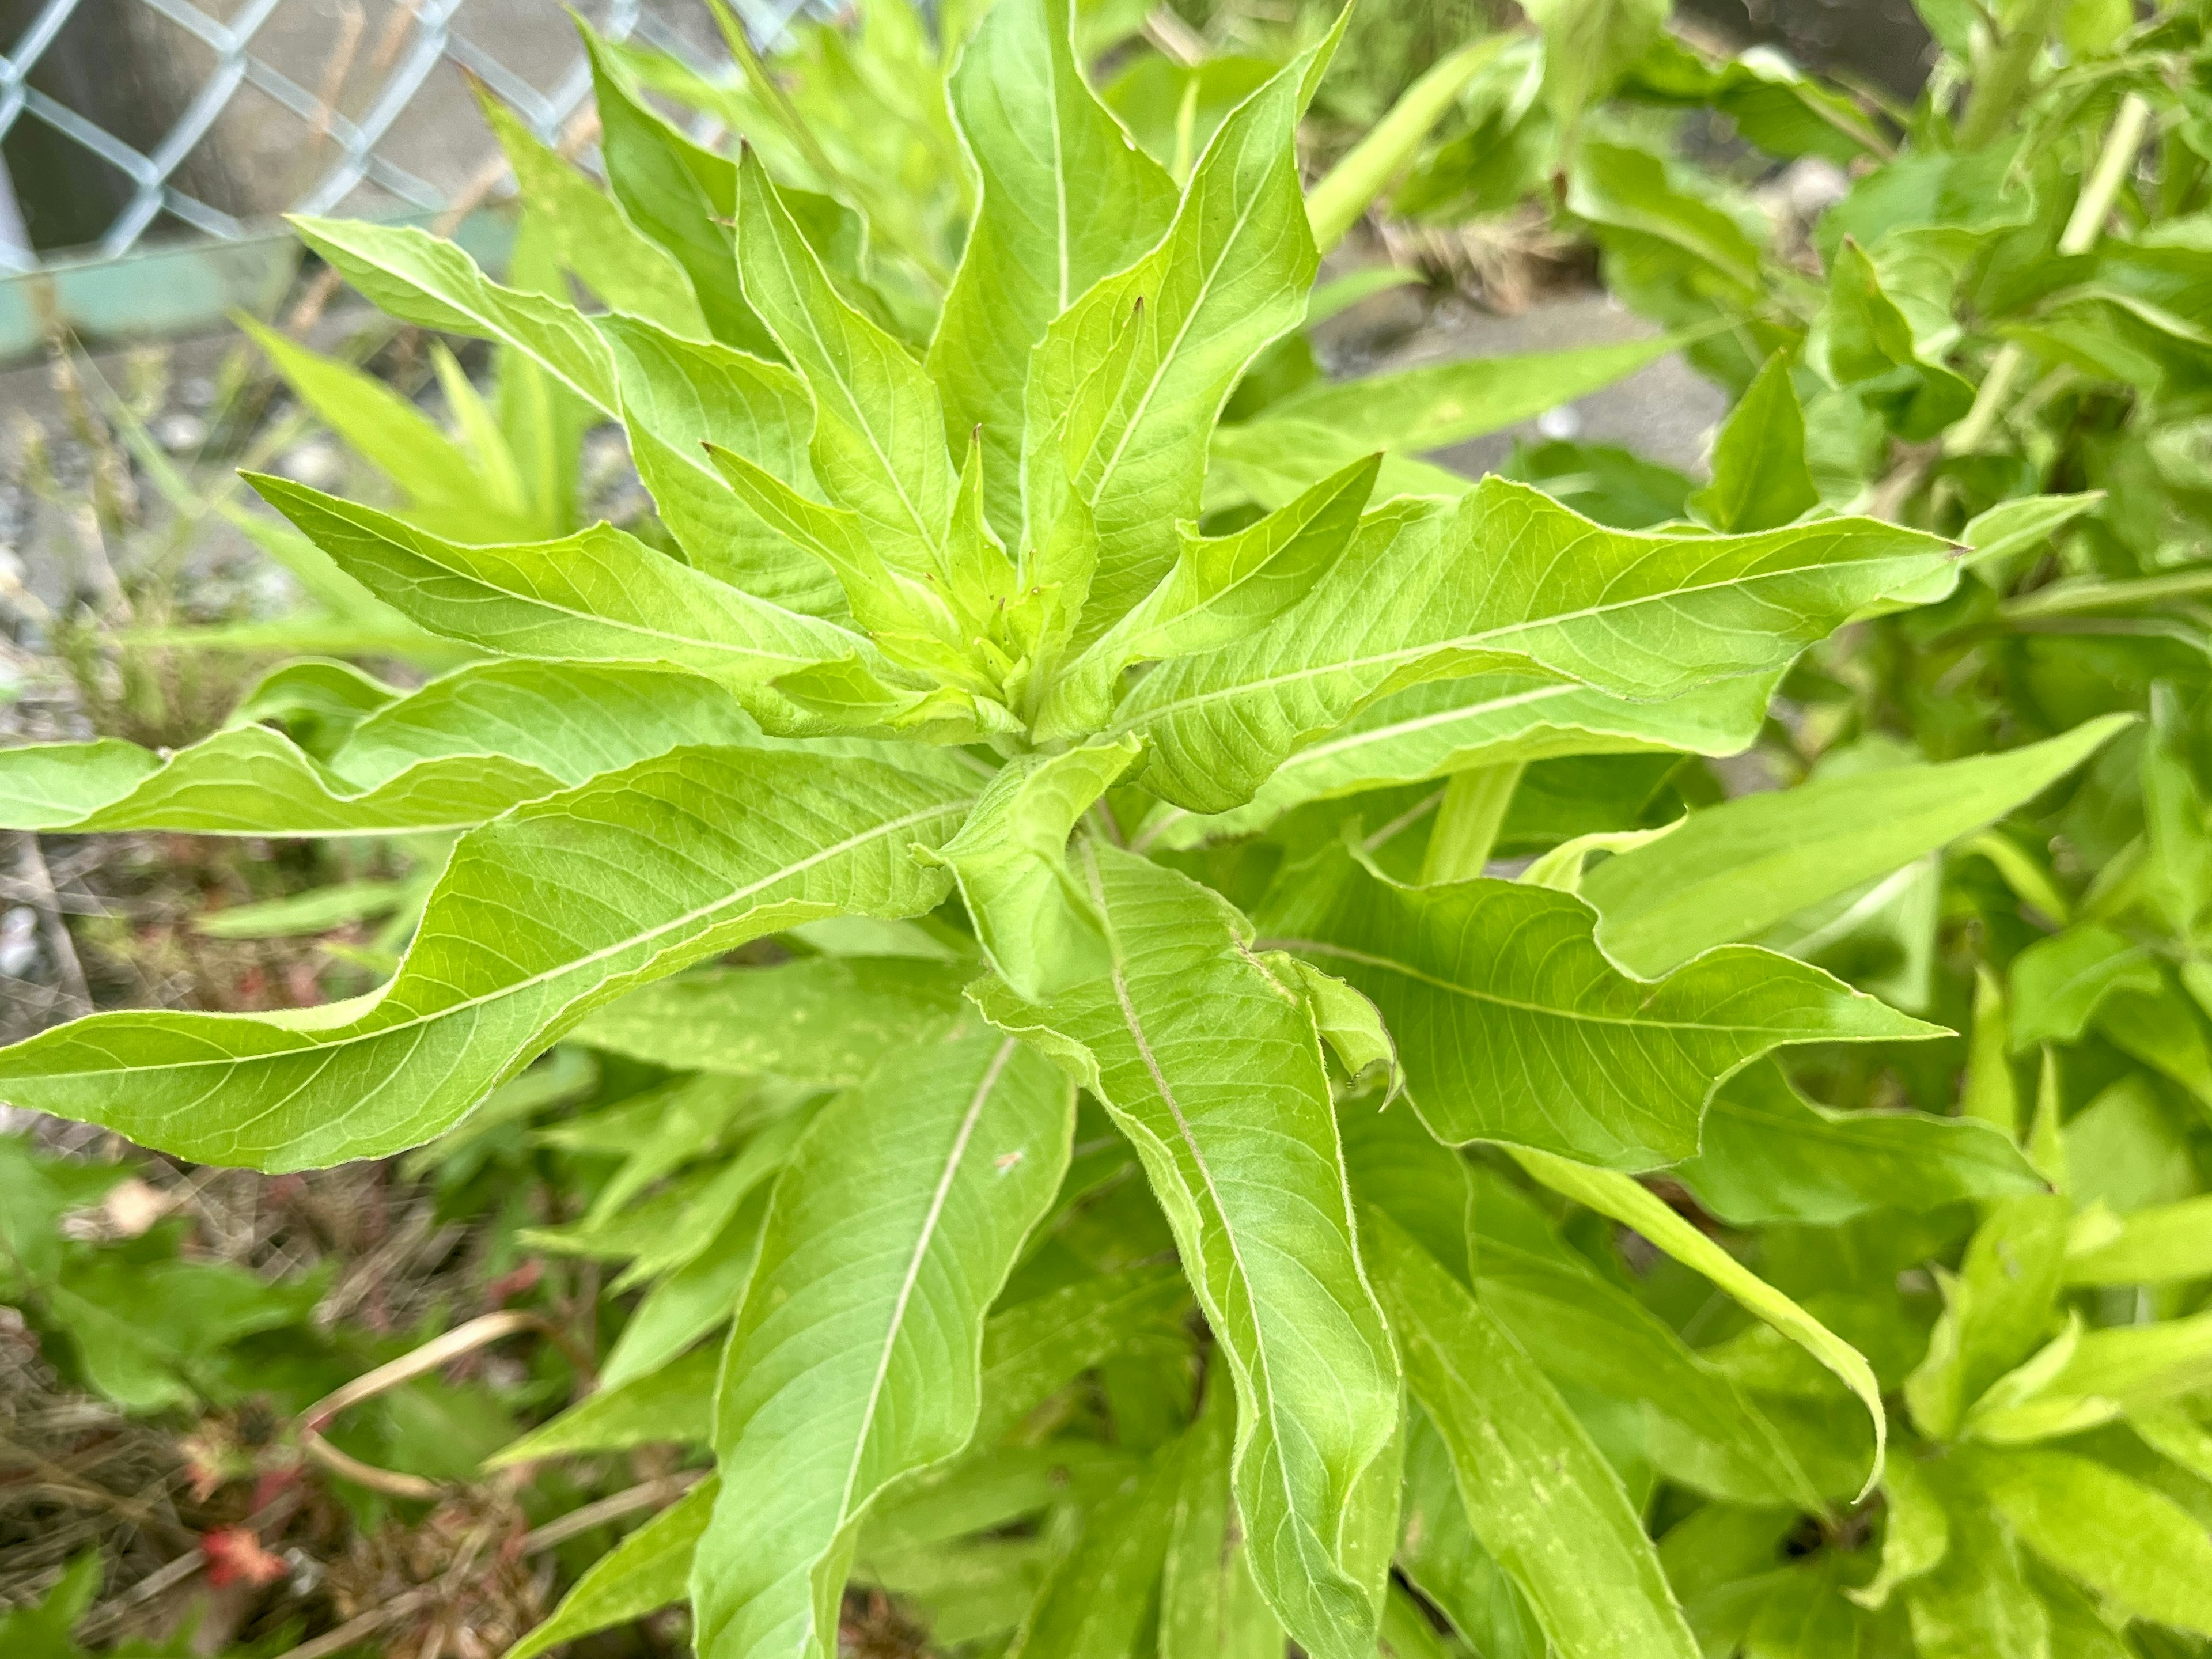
<box><xmin>1264</xmin><ymin>935</ymin><xmax>1830</xmax><ymax>1037</ymax></box>
<box><xmin>1116</xmin><ymin>537</ymin><xmax>1918</xmax><ymax>728</ymax></box>
<box><xmin>17</xmin><ymin>797</ymin><xmax>970</xmax><ymax>1080</ymax></box>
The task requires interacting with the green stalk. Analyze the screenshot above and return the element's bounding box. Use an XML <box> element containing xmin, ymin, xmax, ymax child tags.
<box><xmin>1947</xmin><ymin>92</ymin><xmax>2149</xmax><ymax>453</ymax></box>
<box><xmin>1955</xmin><ymin>0</ymin><xmax>2068</xmax><ymax>150</ymax></box>
<box><xmin>1305</xmin><ymin>34</ymin><xmax>1510</xmax><ymax>257</ymax></box>
<box><xmin>1419</xmin><ymin>763</ymin><xmax>1523</xmax><ymax>885</ymax></box>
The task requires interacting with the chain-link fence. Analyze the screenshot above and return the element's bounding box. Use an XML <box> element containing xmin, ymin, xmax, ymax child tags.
<box><xmin>0</xmin><ymin>0</ymin><xmax>821</xmax><ymax>352</ymax></box>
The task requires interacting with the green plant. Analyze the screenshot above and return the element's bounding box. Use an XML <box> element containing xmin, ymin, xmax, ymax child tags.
<box><xmin>6</xmin><ymin>0</ymin><xmax>2212</xmax><ymax>1654</ymax></box>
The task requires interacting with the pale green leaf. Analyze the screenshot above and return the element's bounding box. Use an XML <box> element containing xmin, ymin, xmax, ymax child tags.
<box><xmin>691</xmin><ymin>1024</ymin><xmax>1074</xmax><ymax>1659</ymax></box>
<box><xmin>249</xmin><ymin>474</ymin><xmax>875</xmax><ymax>703</ymax></box>
<box><xmin>1973</xmin><ymin>1447</ymin><xmax>2212</xmax><ymax>1635</ymax></box>
<box><xmin>1118</xmin><ymin>480</ymin><xmax>1956</xmax><ymax>813</ymax></box>
<box><xmin>972</xmin><ymin>1266</ymin><xmax>1194</xmax><ymax>1449</ymax></box>
<box><xmin>1260</xmin><ymin>839</ymin><xmax>1940</xmax><ymax>1168</ymax></box>
<box><xmin>599</xmin><ymin>315</ymin><xmax>847</xmax><ymax>618</ymax></box>
<box><xmin>1902</xmin><ymin>1469</ymin><xmax>2050</xmax><ymax>1659</ymax></box>
<box><xmin>1509</xmin><ymin>1146</ymin><xmax>1888</xmax><ymax>1495</ymax></box>
<box><xmin>575</xmin><ymin>956</ymin><xmax>968</xmax><ymax>1084</ymax></box>
<box><xmin>919</xmin><ymin>737</ymin><xmax>1141</xmax><ymax>998</ymax></box>
<box><xmin>475</xmin><ymin>86</ymin><xmax>706</xmax><ymax>336</ymax></box>
<box><xmin>2064</xmin><ymin>1194</ymin><xmax>2212</xmax><ymax>1285</ymax></box>
<box><xmin>287</xmin><ymin>215</ymin><xmax>618</xmax><ymax>411</ymax></box>
<box><xmin>1849</xmin><ymin>1452</ymin><xmax>1948</xmax><ymax>1609</ymax></box>
<box><xmin>735</xmin><ymin>148</ymin><xmax>957</xmax><ymax>579</ymax></box>
<box><xmin>1365</xmin><ymin>1207</ymin><xmax>1700</xmax><ymax>1659</ymax></box>
<box><xmin>971</xmin><ymin>844</ymin><xmax>1400</xmax><ymax>1659</ymax></box>
<box><xmin>927</xmin><ymin>0</ymin><xmax>1178</xmax><ymax>538</ymax></box>
<box><xmin>1523</xmin><ymin>0</ymin><xmax>1668</xmax><ymax>124</ymax></box>
<box><xmin>1024</xmin><ymin>29</ymin><xmax>1342</xmax><ymax>648</ymax></box>
<box><xmin>1135</xmin><ymin>669</ymin><xmax>1777</xmax><ymax>851</ymax></box>
<box><xmin>0</xmin><ymin>747</ymin><xmax>974</xmax><ymax>1168</ymax></box>
<box><xmin>2006</xmin><ymin>925</ymin><xmax>2158</xmax><ymax>1050</ymax></box>
<box><xmin>1583</xmin><ymin>716</ymin><xmax>2134</xmax><ymax>976</ymax></box>
<box><xmin>1904</xmin><ymin>1196</ymin><xmax>2071</xmax><ymax>1441</ymax></box>
<box><xmin>1005</xmin><ymin>1445</ymin><xmax>1184</xmax><ymax>1659</ymax></box>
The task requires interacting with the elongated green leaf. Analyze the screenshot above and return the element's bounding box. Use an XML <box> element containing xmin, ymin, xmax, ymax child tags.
<box><xmin>1118</xmin><ymin>480</ymin><xmax>1955</xmax><ymax>813</ymax></box>
<box><xmin>1</xmin><ymin>660</ymin><xmax>765</xmax><ymax>836</ymax></box>
<box><xmin>1209</xmin><ymin>334</ymin><xmax>1681</xmax><ymax>511</ymax></box>
<box><xmin>599</xmin><ymin>315</ymin><xmax>846</xmax><ymax>618</ymax></box>
<box><xmin>575</xmin><ymin>957</ymin><xmax>967</xmax><ymax>1083</ymax></box>
<box><xmin>972</xmin><ymin>844</ymin><xmax>1400</xmax><ymax>1659</ymax></box>
<box><xmin>1396</xmin><ymin>1405</ymin><xmax>1548</xmax><ymax>1654</ymax></box>
<box><xmin>487</xmin><ymin>1344</ymin><xmax>716</xmax><ymax>1468</ymax></box>
<box><xmin>235</xmin><ymin>317</ymin><xmax>497</xmax><ymax>529</ymax></box>
<box><xmin>1687</xmin><ymin>353</ymin><xmax>1819</xmax><ymax>532</ymax></box>
<box><xmin>249</xmin><ymin>475</ymin><xmax>874</xmax><ymax>702</ymax></box>
<box><xmin>289</xmin><ymin>215</ymin><xmax>616</xmax><ymax>411</ymax></box>
<box><xmin>1814</xmin><ymin>239</ymin><xmax>1973</xmax><ymax>441</ymax></box>
<box><xmin>1342</xmin><ymin>1109</ymin><xmax>1820</xmax><ymax>1509</ymax></box>
<box><xmin>1260</xmin><ymin>839</ymin><xmax>1938</xmax><ymax>1168</ymax></box>
<box><xmin>1509</xmin><ymin>1146</ymin><xmax>1887</xmax><ymax>1494</ymax></box>
<box><xmin>921</xmin><ymin>737</ymin><xmax>1141</xmax><ymax>998</ymax></box>
<box><xmin>0</xmin><ymin>747</ymin><xmax>974</xmax><ymax>1168</ymax></box>
<box><xmin>507</xmin><ymin>1477</ymin><xmax>718</xmax><ymax>1659</ymax></box>
<box><xmin>2065</xmin><ymin>1194</ymin><xmax>2212</xmax><ymax>1284</ymax></box>
<box><xmin>1677</xmin><ymin>1059</ymin><xmax>2045</xmax><ymax>1225</ymax></box>
<box><xmin>691</xmin><ymin>1024</ymin><xmax>1072</xmax><ymax>1659</ymax></box>
<box><xmin>1158</xmin><ymin>1370</ymin><xmax>1284</xmax><ymax>1659</ymax></box>
<box><xmin>1137</xmin><ymin>669</ymin><xmax>1775</xmax><ymax>850</ymax></box>
<box><xmin>1525</xmin><ymin>0</ymin><xmax>1668</xmax><ymax>124</ymax></box>
<box><xmin>1972</xmin><ymin>1448</ymin><xmax>2212</xmax><ymax>1635</ymax></box>
<box><xmin>1850</xmin><ymin>1453</ymin><xmax>1948</xmax><ymax>1610</ymax></box>
<box><xmin>1027</xmin><ymin>29</ymin><xmax>1342</xmax><ymax>647</ymax></box>
<box><xmin>582</xmin><ymin>29</ymin><xmax>773</xmax><ymax>355</ymax></box>
<box><xmin>0</xmin><ymin>726</ymin><xmax>560</xmax><ymax>835</ymax></box>
<box><xmin>1582</xmin><ymin>716</ymin><xmax>2134</xmax><ymax>975</ymax></box>
<box><xmin>1969</xmin><ymin>1309</ymin><xmax>2212</xmax><ymax>1441</ymax></box>
<box><xmin>1366</xmin><ymin>1207</ymin><xmax>1700</xmax><ymax>1659</ymax></box>
<box><xmin>927</xmin><ymin>0</ymin><xmax>1177</xmax><ymax>537</ymax></box>
<box><xmin>735</xmin><ymin>149</ymin><xmax>957</xmax><ymax>579</ymax></box>
<box><xmin>475</xmin><ymin>88</ymin><xmax>706</xmax><ymax>337</ymax></box>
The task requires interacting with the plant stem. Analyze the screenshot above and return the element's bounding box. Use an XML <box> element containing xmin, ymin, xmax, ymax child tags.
<box><xmin>1948</xmin><ymin>92</ymin><xmax>2150</xmax><ymax>454</ymax></box>
<box><xmin>1305</xmin><ymin>35</ymin><xmax>1509</xmax><ymax>256</ymax></box>
<box><xmin>2058</xmin><ymin>92</ymin><xmax>2153</xmax><ymax>255</ymax></box>
<box><xmin>1419</xmin><ymin>763</ymin><xmax>1523</xmax><ymax>885</ymax></box>
<box><xmin>1955</xmin><ymin>0</ymin><xmax>2068</xmax><ymax>151</ymax></box>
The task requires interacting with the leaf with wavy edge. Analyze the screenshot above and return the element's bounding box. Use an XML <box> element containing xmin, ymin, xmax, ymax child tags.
<box><xmin>0</xmin><ymin>747</ymin><xmax>976</xmax><ymax>1168</ymax></box>
<box><xmin>1116</xmin><ymin>479</ymin><xmax>1955</xmax><ymax>813</ymax></box>
<box><xmin>927</xmin><ymin>0</ymin><xmax>1177</xmax><ymax>539</ymax></box>
<box><xmin>1258</xmin><ymin>838</ymin><xmax>1942</xmax><ymax>1169</ymax></box>
<box><xmin>1365</xmin><ymin>1208</ymin><xmax>1700</xmax><ymax>1659</ymax></box>
<box><xmin>690</xmin><ymin>1023</ymin><xmax>1073</xmax><ymax>1659</ymax></box>
<box><xmin>971</xmin><ymin>843</ymin><xmax>1400</xmax><ymax>1659</ymax></box>
<box><xmin>1134</xmin><ymin>668</ymin><xmax>1777</xmax><ymax>850</ymax></box>
<box><xmin>0</xmin><ymin>662</ymin><xmax>767</xmax><ymax>835</ymax></box>
<box><xmin>248</xmin><ymin>474</ymin><xmax>876</xmax><ymax>705</ymax></box>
